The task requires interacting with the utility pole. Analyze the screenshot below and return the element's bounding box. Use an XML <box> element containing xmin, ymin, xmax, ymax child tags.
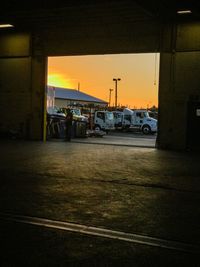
<box><xmin>113</xmin><ymin>78</ymin><xmax>121</xmax><ymax>108</ymax></box>
<box><xmin>109</xmin><ymin>88</ymin><xmax>113</xmax><ymax>107</ymax></box>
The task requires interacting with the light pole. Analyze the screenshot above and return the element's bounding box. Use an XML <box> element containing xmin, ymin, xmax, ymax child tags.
<box><xmin>109</xmin><ymin>88</ymin><xmax>113</xmax><ymax>107</ymax></box>
<box><xmin>113</xmin><ymin>78</ymin><xmax>121</xmax><ymax>108</ymax></box>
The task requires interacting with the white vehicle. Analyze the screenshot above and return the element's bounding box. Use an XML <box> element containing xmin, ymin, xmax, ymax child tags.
<box><xmin>94</xmin><ymin>111</ymin><xmax>115</xmax><ymax>132</ymax></box>
<box><xmin>47</xmin><ymin>106</ymin><xmax>66</xmax><ymax>117</ymax></box>
<box><xmin>125</xmin><ymin>108</ymin><xmax>157</xmax><ymax>134</ymax></box>
<box><xmin>113</xmin><ymin>108</ymin><xmax>157</xmax><ymax>134</ymax></box>
<box><xmin>70</xmin><ymin>108</ymin><xmax>88</xmax><ymax>122</ymax></box>
<box><xmin>113</xmin><ymin>111</ymin><xmax>124</xmax><ymax>128</ymax></box>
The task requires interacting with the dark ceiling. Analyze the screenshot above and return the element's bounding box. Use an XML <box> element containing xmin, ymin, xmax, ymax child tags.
<box><xmin>0</xmin><ymin>0</ymin><xmax>200</xmax><ymax>31</ymax></box>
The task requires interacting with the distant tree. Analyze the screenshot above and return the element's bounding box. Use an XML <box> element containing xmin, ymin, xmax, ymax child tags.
<box><xmin>149</xmin><ymin>105</ymin><xmax>158</xmax><ymax>112</ymax></box>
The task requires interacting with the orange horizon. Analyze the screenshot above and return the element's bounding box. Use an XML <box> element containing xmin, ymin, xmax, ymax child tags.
<box><xmin>48</xmin><ymin>53</ymin><xmax>159</xmax><ymax>109</ymax></box>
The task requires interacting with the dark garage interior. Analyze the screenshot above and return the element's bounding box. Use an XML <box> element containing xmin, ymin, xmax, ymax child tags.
<box><xmin>0</xmin><ymin>1</ymin><xmax>200</xmax><ymax>266</ymax></box>
<box><xmin>0</xmin><ymin>1</ymin><xmax>200</xmax><ymax>151</ymax></box>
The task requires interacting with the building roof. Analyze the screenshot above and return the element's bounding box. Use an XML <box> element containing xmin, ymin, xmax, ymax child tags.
<box><xmin>48</xmin><ymin>86</ymin><xmax>108</xmax><ymax>104</ymax></box>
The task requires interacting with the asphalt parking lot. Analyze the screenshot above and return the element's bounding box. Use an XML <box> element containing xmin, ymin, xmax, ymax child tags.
<box><xmin>74</xmin><ymin>131</ymin><xmax>157</xmax><ymax>147</ymax></box>
<box><xmin>0</xmin><ymin>138</ymin><xmax>200</xmax><ymax>266</ymax></box>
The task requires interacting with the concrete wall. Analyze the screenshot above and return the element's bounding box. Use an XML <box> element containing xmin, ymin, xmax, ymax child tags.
<box><xmin>158</xmin><ymin>21</ymin><xmax>200</xmax><ymax>150</ymax></box>
<box><xmin>40</xmin><ymin>20</ymin><xmax>160</xmax><ymax>56</ymax></box>
<box><xmin>0</xmin><ymin>30</ymin><xmax>46</xmax><ymax>140</ymax></box>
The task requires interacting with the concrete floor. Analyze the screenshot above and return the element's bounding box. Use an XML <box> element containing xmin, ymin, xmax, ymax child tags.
<box><xmin>0</xmin><ymin>139</ymin><xmax>200</xmax><ymax>266</ymax></box>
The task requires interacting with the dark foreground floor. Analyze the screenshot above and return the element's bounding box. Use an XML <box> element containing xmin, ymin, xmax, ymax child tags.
<box><xmin>0</xmin><ymin>139</ymin><xmax>200</xmax><ymax>266</ymax></box>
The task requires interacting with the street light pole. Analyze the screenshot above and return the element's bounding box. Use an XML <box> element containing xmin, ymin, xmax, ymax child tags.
<box><xmin>113</xmin><ymin>78</ymin><xmax>121</xmax><ymax>108</ymax></box>
<box><xmin>109</xmin><ymin>88</ymin><xmax>113</xmax><ymax>107</ymax></box>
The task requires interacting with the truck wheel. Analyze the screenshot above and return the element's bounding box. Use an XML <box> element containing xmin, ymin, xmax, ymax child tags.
<box><xmin>142</xmin><ymin>125</ymin><xmax>151</xmax><ymax>134</ymax></box>
<box><xmin>94</xmin><ymin>125</ymin><xmax>101</xmax><ymax>131</ymax></box>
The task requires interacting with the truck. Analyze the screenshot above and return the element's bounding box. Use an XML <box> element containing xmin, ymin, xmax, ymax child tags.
<box><xmin>113</xmin><ymin>108</ymin><xmax>157</xmax><ymax>134</ymax></box>
<box><xmin>113</xmin><ymin>111</ymin><xmax>124</xmax><ymax>129</ymax></box>
<box><xmin>113</xmin><ymin>109</ymin><xmax>133</xmax><ymax>130</ymax></box>
<box><xmin>47</xmin><ymin>106</ymin><xmax>66</xmax><ymax>117</ymax></box>
<box><xmin>70</xmin><ymin>108</ymin><xmax>88</xmax><ymax>122</ymax></box>
<box><xmin>59</xmin><ymin>107</ymin><xmax>88</xmax><ymax>122</ymax></box>
<box><xmin>93</xmin><ymin>110</ymin><xmax>115</xmax><ymax>132</ymax></box>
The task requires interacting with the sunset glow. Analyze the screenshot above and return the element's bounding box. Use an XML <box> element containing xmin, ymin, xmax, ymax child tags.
<box><xmin>48</xmin><ymin>54</ymin><xmax>159</xmax><ymax>108</ymax></box>
<box><xmin>48</xmin><ymin>73</ymin><xmax>74</xmax><ymax>88</ymax></box>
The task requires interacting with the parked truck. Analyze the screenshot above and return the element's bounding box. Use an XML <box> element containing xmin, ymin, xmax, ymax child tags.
<box><xmin>113</xmin><ymin>108</ymin><xmax>157</xmax><ymax>134</ymax></box>
<box><xmin>93</xmin><ymin>110</ymin><xmax>115</xmax><ymax>132</ymax></box>
<box><xmin>58</xmin><ymin>107</ymin><xmax>88</xmax><ymax>122</ymax></box>
<box><xmin>47</xmin><ymin>106</ymin><xmax>66</xmax><ymax>117</ymax></box>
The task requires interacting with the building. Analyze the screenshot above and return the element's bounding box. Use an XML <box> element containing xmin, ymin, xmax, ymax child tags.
<box><xmin>1</xmin><ymin>1</ymin><xmax>200</xmax><ymax>150</ymax></box>
<box><xmin>47</xmin><ymin>86</ymin><xmax>108</xmax><ymax>110</ymax></box>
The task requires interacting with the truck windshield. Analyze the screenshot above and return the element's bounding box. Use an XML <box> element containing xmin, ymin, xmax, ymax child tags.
<box><xmin>106</xmin><ymin>112</ymin><xmax>114</xmax><ymax>120</ymax></box>
<box><xmin>71</xmin><ymin>109</ymin><xmax>81</xmax><ymax>116</ymax></box>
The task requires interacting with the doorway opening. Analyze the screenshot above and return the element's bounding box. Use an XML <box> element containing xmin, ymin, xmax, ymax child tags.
<box><xmin>46</xmin><ymin>53</ymin><xmax>160</xmax><ymax>148</ymax></box>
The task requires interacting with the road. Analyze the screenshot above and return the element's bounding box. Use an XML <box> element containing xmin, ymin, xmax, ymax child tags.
<box><xmin>73</xmin><ymin>131</ymin><xmax>157</xmax><ymax>148</ymax></box>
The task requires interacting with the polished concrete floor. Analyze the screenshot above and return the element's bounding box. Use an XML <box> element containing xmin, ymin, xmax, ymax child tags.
<box><xmin>0</xmin><ymin>139</ymin><xmax>200</xmax><ymax>266</ymax></box>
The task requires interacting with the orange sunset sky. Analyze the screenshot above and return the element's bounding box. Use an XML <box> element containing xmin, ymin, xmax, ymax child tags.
<box><xmin>48</xmin><ymin>53</ymin><xmax>159</xmax><ymax>108</ymax></box>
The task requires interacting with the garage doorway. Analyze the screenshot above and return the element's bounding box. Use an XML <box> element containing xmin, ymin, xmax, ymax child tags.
<box><xmin>186</xmin><ymin>100</ymin><xmax>200</xmax><ymax>151</ymax></box>
<box><xmin>47</xmin><ymin>53</ymin><xmax>159</xmax><ymax>148</ymax></box>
